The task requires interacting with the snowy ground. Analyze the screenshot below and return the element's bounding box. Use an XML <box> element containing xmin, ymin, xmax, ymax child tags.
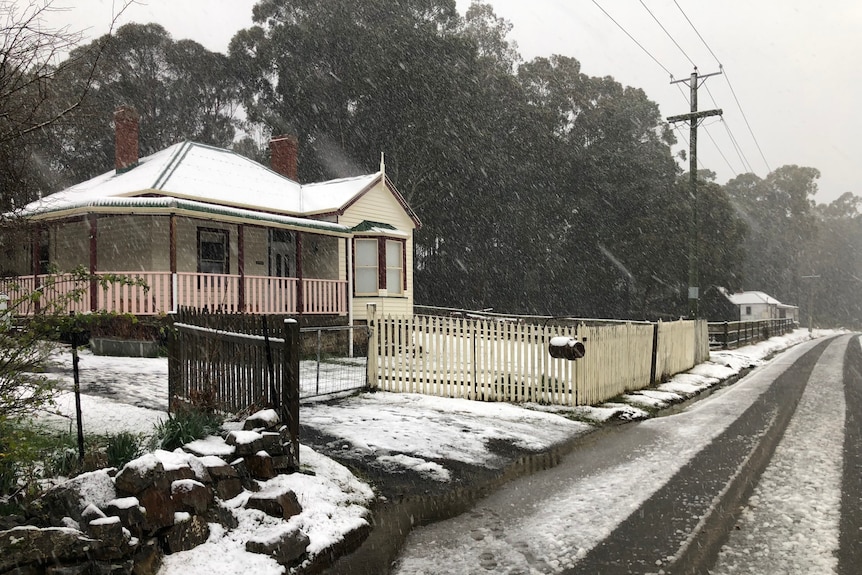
<box><xmin>27</xmin><ymin>328</ymin><xmax>834</xmax><ymax>574</ymax></box>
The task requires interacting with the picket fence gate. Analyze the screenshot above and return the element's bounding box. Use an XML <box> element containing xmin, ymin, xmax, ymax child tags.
<box><xmin>367</xmin><ymin>314</ymin><xmax>709</xmax><ymax>407</ymax></box>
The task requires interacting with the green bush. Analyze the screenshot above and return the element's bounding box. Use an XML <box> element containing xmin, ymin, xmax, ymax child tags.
<box><xmin>44</xmin><ymin>447</ymin><xmax>81</xmax><ymax>478</ymax></box>
<box><xmin>105</xmin><ymin>432</ymin><xmax>143</xmax><ymax>468</ymax></box>
<box><xmin>0</xmin><ymin>419</ymin><xmax>81</xmax><ymax>498</ymax></box>
<box><xmin>151</xmin><ymin>408</ymin><xmax>223</xmax><ymax>451</ymax></box>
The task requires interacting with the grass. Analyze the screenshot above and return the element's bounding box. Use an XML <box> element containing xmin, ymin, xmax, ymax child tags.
<box><xmin>0</xmin><ymin>418</ymin><xmax>149</xmax><ymax>515</ymax></box>
<box><xmin>150</xmin><ymin>407</ymin><xmax>223</xmax><ymax>451</ymax></box>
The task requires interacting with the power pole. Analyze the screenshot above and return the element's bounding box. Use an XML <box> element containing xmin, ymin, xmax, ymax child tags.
<box><xmin>667</xmin><ymin>68</ymin><xmax>722</xmax><ymax>319</ymax></box>
<box><xmin>801</xmin><ymin>274</ymin><xmax>820</xmax><ymax>333</ymax></box>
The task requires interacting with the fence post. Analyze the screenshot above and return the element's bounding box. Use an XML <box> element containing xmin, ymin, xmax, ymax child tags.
<box><xmin>262</xmin><ymin>316</ymin><xmax>277</xmax><ymax>408</ymax></box>
<box><xmin>649</xmin><ymin>321</ymin><xmax>659</xmax><ymax>384</ymax></box>
<box><xmin>167</xmin><ymin>312</ymin><xmax>178</xmax><ymax>414</ymax></box>
<box><xmin>366</xmin><ymin>304</ymin><xmax>377</xmax><ymax>389</ymax></box>
<box><xmin>283</xmin><ymin>319</ymin><xmax>300</xmax><ymax>466</ymax></box>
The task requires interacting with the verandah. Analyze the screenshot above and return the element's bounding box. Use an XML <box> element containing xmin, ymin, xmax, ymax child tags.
<box><xmin>0</xmin><ymin>272</ymin><xmax>347</xmax><ymax>316</ymax></box>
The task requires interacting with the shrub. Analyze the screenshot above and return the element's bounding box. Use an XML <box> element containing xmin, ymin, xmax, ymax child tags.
<box><xmin>105</xmin><ymin>432</ymin><xmax>143</xmax><ymax>468</ymax></box>
<box><xmin>0</xmin><ymin>419</ymin><xmax>81</xmax><ymax>498</ymax></box>
<box><xmin>151</xmin><ymin>408</ymin><xmax>223</xmax><ymax>451</ymax></box>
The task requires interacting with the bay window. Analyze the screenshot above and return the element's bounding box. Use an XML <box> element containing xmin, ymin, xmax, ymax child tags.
<box><xmin>354</xmin><ymin>236</ymin><xmax>405</xmax><ymax>296</ymax></box>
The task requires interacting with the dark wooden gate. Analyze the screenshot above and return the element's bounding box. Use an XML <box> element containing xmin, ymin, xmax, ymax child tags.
<box><xmin>167</xmin><ymin>309</ymin><xmax>299</xmax><ymax>463</ymax></box>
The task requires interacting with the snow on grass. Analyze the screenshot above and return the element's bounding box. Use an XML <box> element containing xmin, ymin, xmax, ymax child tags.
<box><xmin>37</xmin><ymin>390</ymin><xmax>166</xmax><ymax>437</ymax></box>
<box><xmin>300</xmin><ymin>392</ymin><xmax>592</xmax><ymax>473</ymax></box>
<box><xmin>376</xmin><ymin>454</ymin><xmax>451</xmax><ymax>482</ymax></box>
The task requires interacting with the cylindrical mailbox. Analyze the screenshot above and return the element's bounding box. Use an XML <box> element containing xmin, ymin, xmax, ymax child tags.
<box><xmin>548</xmin><ymin>336</ymin><xmax>586</xmax><ymax>360</ymax></box>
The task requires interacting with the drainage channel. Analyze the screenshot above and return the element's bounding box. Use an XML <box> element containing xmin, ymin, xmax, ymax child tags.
<box><xmin>322</xmin><ymin>425</ymin><xmax>622</xmax><ymax>575</ymax></box>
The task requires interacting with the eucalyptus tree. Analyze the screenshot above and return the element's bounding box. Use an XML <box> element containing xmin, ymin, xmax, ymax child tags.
<box><xmin>516</xmin><ymin>55</ymin><xmax>684</xmax><ymax>318</ymax></box>
<box><xmin>725</xmin><ymin>165</ymin><xmax>820</xmax><ymax>305</ymax></box>
<box><xmin>805</xmin><ymin>193</ymin><xmax>862</xmax><ymax>327</ymax></box>
<box><xmin>0</xmin><ymin>1</ymin><xmax>135</xmax><ymax>210</ymax></box>
<box><xmin>231</xmin><ymin>0</ymin><xmax>537</xmax><ymax>311</ymax></box>
<box><xmin>31</xmin><ymin>23</ymin><xmax>242</xmax><ymax>195</ymax></box>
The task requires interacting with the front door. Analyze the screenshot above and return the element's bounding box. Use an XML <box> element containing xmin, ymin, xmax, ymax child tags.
<box><xmin>268</xmin><ymin>229</ymin><xmax>296</xmax><ymax>277</ymax></box>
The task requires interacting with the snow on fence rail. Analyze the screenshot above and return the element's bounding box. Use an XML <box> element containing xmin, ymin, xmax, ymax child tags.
<box><xmin>367</xmin><ymin>314</ymin><xmax>709</xmax><ymax>407</ymax></box>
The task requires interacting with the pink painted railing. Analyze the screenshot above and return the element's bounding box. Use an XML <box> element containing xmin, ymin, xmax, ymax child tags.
<box><xmin>1</xmin><ymin>273</ymin><xmax>348</xmax><ymax>316</ymax></box>
<box><xmin>303</xmin><ymin>278</ymin><xmax>348</xmax><ymax>315</ymax></box>
<box><xmin>244</xmin><ymin>275</ymin><xmax>298</xmax><ymax>314</ymax></box>
<box><xmin>98</xmin><ymin>271</ymin><xmax>172</xmax><ymax>315</ymax></box>
<box><xmin>175</xmin><ymin>272</ymin><xmax>240</xmax><ymax>313</ymax></box>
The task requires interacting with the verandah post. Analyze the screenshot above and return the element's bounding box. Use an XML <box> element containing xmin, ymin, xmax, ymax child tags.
<box><xmin>88</xmin><ymin>214</ymin><xmax>98</xmax><ymax>312</ymax></box>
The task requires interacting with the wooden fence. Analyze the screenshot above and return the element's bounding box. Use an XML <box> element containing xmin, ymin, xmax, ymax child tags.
<box><xmin>367</xmin><ymin>314</ymin><xmax>709</xmax><ymax>407</ymax></box>
<box><xmin>707</xmin><ymin>319</ymin><xmax>796</xmax><ymax>349</ymax></box>
<box><xmin>167</xmin><ymin>311</ymin><xmax>300</xmax><ymax>463</ymax></box>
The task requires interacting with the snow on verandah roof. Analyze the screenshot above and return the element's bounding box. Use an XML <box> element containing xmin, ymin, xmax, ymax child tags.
<box><xmin>22</xmin><ymin>141</ymin><xmax>387</xmax><ymax>220</ymax></box>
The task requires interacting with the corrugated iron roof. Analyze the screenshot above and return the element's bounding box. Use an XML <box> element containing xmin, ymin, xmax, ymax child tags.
<box><xmin>22</xmin><ymin>141</ymin><xmax>384</xmax><ymax>221</ymax></box>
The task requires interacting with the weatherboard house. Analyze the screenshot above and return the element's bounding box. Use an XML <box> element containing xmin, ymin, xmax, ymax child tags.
<box><xmin>702</xmin><ymin>287</ymin><xmax>799</xmax><ymax>323</ymax></box>
<box><xmin>1</xmin><ymin>107</ymin><xmax>420</xmax><ymax>323</ymax></box>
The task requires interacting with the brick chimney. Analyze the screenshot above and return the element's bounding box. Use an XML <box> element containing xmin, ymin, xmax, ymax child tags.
<box><xmin>269</xmin><ymin>134</ymin><xmax>298</xmax><ymax>181</ymax></box>
<box><xmin>114</xmin><ymin>106</ymin><xmax>140</xmax><ymax>173</ymax></box>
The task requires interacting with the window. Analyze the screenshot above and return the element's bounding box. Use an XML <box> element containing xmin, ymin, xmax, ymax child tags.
<box><xmin>386</xmin><ymin>239</ymin><xmax>403</xmax><ymax>295</ymax></box>
<box><xmin>745</xmin><ymin>306</ymin><xmax>751</xmax><ymax>316</ymax></box>
<box><xmin>198</xmin><ymin>228</ymin><xmax>229</xmax><ymax>274</ymax></box>
<box><xmin>354</xmin><ymin>237</ymin><xmax>405</xmax><ymax>296</ymax></box>
<box><xmin>355</xmin><ymin>238</ymin><xmax>378</xmax><ymax>295</ymax></box>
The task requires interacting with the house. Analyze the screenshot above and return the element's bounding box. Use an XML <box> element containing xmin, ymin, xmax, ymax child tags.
<box><xmin>705</xmin><ymin>287</ymin><xmax>799</xmax><ymax>323</ymax></box>
<box><xmin>1</xmin><ymin>107</ymin><xmax>420</xmax><ymax>324</ymax></box>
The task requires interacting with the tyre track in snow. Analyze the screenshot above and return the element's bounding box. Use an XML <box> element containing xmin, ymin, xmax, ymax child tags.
<box><xmin>708</xmin><ymin>335</ymin><xmax>851</xmax><ymax>574</ymax></box>
<box><xmin>570</xmin><ymin>336</ymin><xmax>833</xmax><ymax>574</ymax></box>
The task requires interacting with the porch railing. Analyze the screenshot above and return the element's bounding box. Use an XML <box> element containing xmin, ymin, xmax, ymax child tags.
<box><xmin>0</xmin><ymin>272</ymin><xmax>347</xmax><ymax>316</ymax></box>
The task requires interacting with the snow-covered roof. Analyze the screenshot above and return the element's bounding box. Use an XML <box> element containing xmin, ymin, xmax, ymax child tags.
<box><xmin>22</xmin><ymin>141</ymin><xmax>390</xmax><ymax>220</ymax></box>
<box><xmin>726</xmin><ymin>290</ymin><xmax>782</xmax><ymax>306</ymax></box>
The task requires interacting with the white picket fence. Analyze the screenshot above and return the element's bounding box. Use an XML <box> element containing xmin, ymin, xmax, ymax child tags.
<box><xmin>367</xmin><ymin>314</ymin><xmax>709</xmax><ymax>407</ymax></box>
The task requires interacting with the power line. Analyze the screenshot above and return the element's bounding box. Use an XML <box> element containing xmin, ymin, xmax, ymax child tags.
<box><xmin>720</xmin><ymin>117</ymin><xmax>755</xmax><ymax>174</ymax></box>
<box><xmin>701</xmin><ymin>123</ymin><xmax>740</xmax><ymax>175</ymax></box>
<box><xmin>704</xmin><ymin>81</ymin><xmax>753</xmax><ymax>172</ymax></box>
<box><xmin>672</xmin><ymin>0</ymin><xmax>721</xmax><ymax>64</ymax></box>
<box><xmin>672</xmin><ymin>1</ymin><xmax>772</xmax><ymax>173</ymax></box>
<box><xmin>721</xmin><ymin>67</ymin><xmax>772</xmax><ymax>173</ymax></box>
<box><xmin>590</xmin><ymin>0</ymin><xmax>674</xmax><ymax>79</ymax></box>
<box><xmin>593</xmin><ymin>0</ymin><xmax>751</xmax><ymax>185</ymax></box>
<box><xmin>638</xmin><ymin>0</ymin><xmax>696</xmax><ymax>69</ymax></box>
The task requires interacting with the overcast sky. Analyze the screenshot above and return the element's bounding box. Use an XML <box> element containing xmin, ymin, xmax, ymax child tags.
<box><xmin>42</xmin><ymin>0</ymin><xmax>861</xmax><ymax>204</ymax></box>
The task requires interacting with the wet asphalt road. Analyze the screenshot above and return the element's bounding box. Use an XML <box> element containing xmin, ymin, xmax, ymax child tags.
<box><xmin>388</xmin><ymin>334</ymin><xmax>861</xmax><ymax>574</ymax></box>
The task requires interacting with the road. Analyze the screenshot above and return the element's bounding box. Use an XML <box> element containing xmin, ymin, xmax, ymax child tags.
<box><xmin>391</xmin><ymin>334</ymin><xmax>860</xmax><ymax>574</ymax></box>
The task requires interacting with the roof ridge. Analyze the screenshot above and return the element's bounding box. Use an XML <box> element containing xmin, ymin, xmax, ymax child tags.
<box><xmin>301</xmin><ymin>171</ymin><xmax>380</xmax><ymax>188</ymax></box>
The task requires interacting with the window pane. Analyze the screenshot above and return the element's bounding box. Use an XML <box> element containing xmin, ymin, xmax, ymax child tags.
<box><xmin>200</xmin><ymin>261</ymin><xmax>223</xmax><ymax>274</ymax></box>
<box><xmin>387</xmin><ymin>269</ymin><xmax>403</xmax><ymax>294</ymax></box>
<box><xmin>385</xmin><ymin>240</ymin><xmax>402</xmax><ymax>295</ymax></box>
<box><xmin>386</xmin><ymin>240</ymin><xmax>402</xmax><ymax>267</ymax></box>
<box><xmin>356</xmin><ymin>239</ymin><xmax>377</xmax><ymax>266</ymax></box>
<box><xmin>200</xmin><ymin>241</ymin><xmax>224</xmax><ymax>261</ymax></box>
<box><xmin>356</xmin><ymin>269</ymin><xmax>377</xmax><ymax>294</ymax></box>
